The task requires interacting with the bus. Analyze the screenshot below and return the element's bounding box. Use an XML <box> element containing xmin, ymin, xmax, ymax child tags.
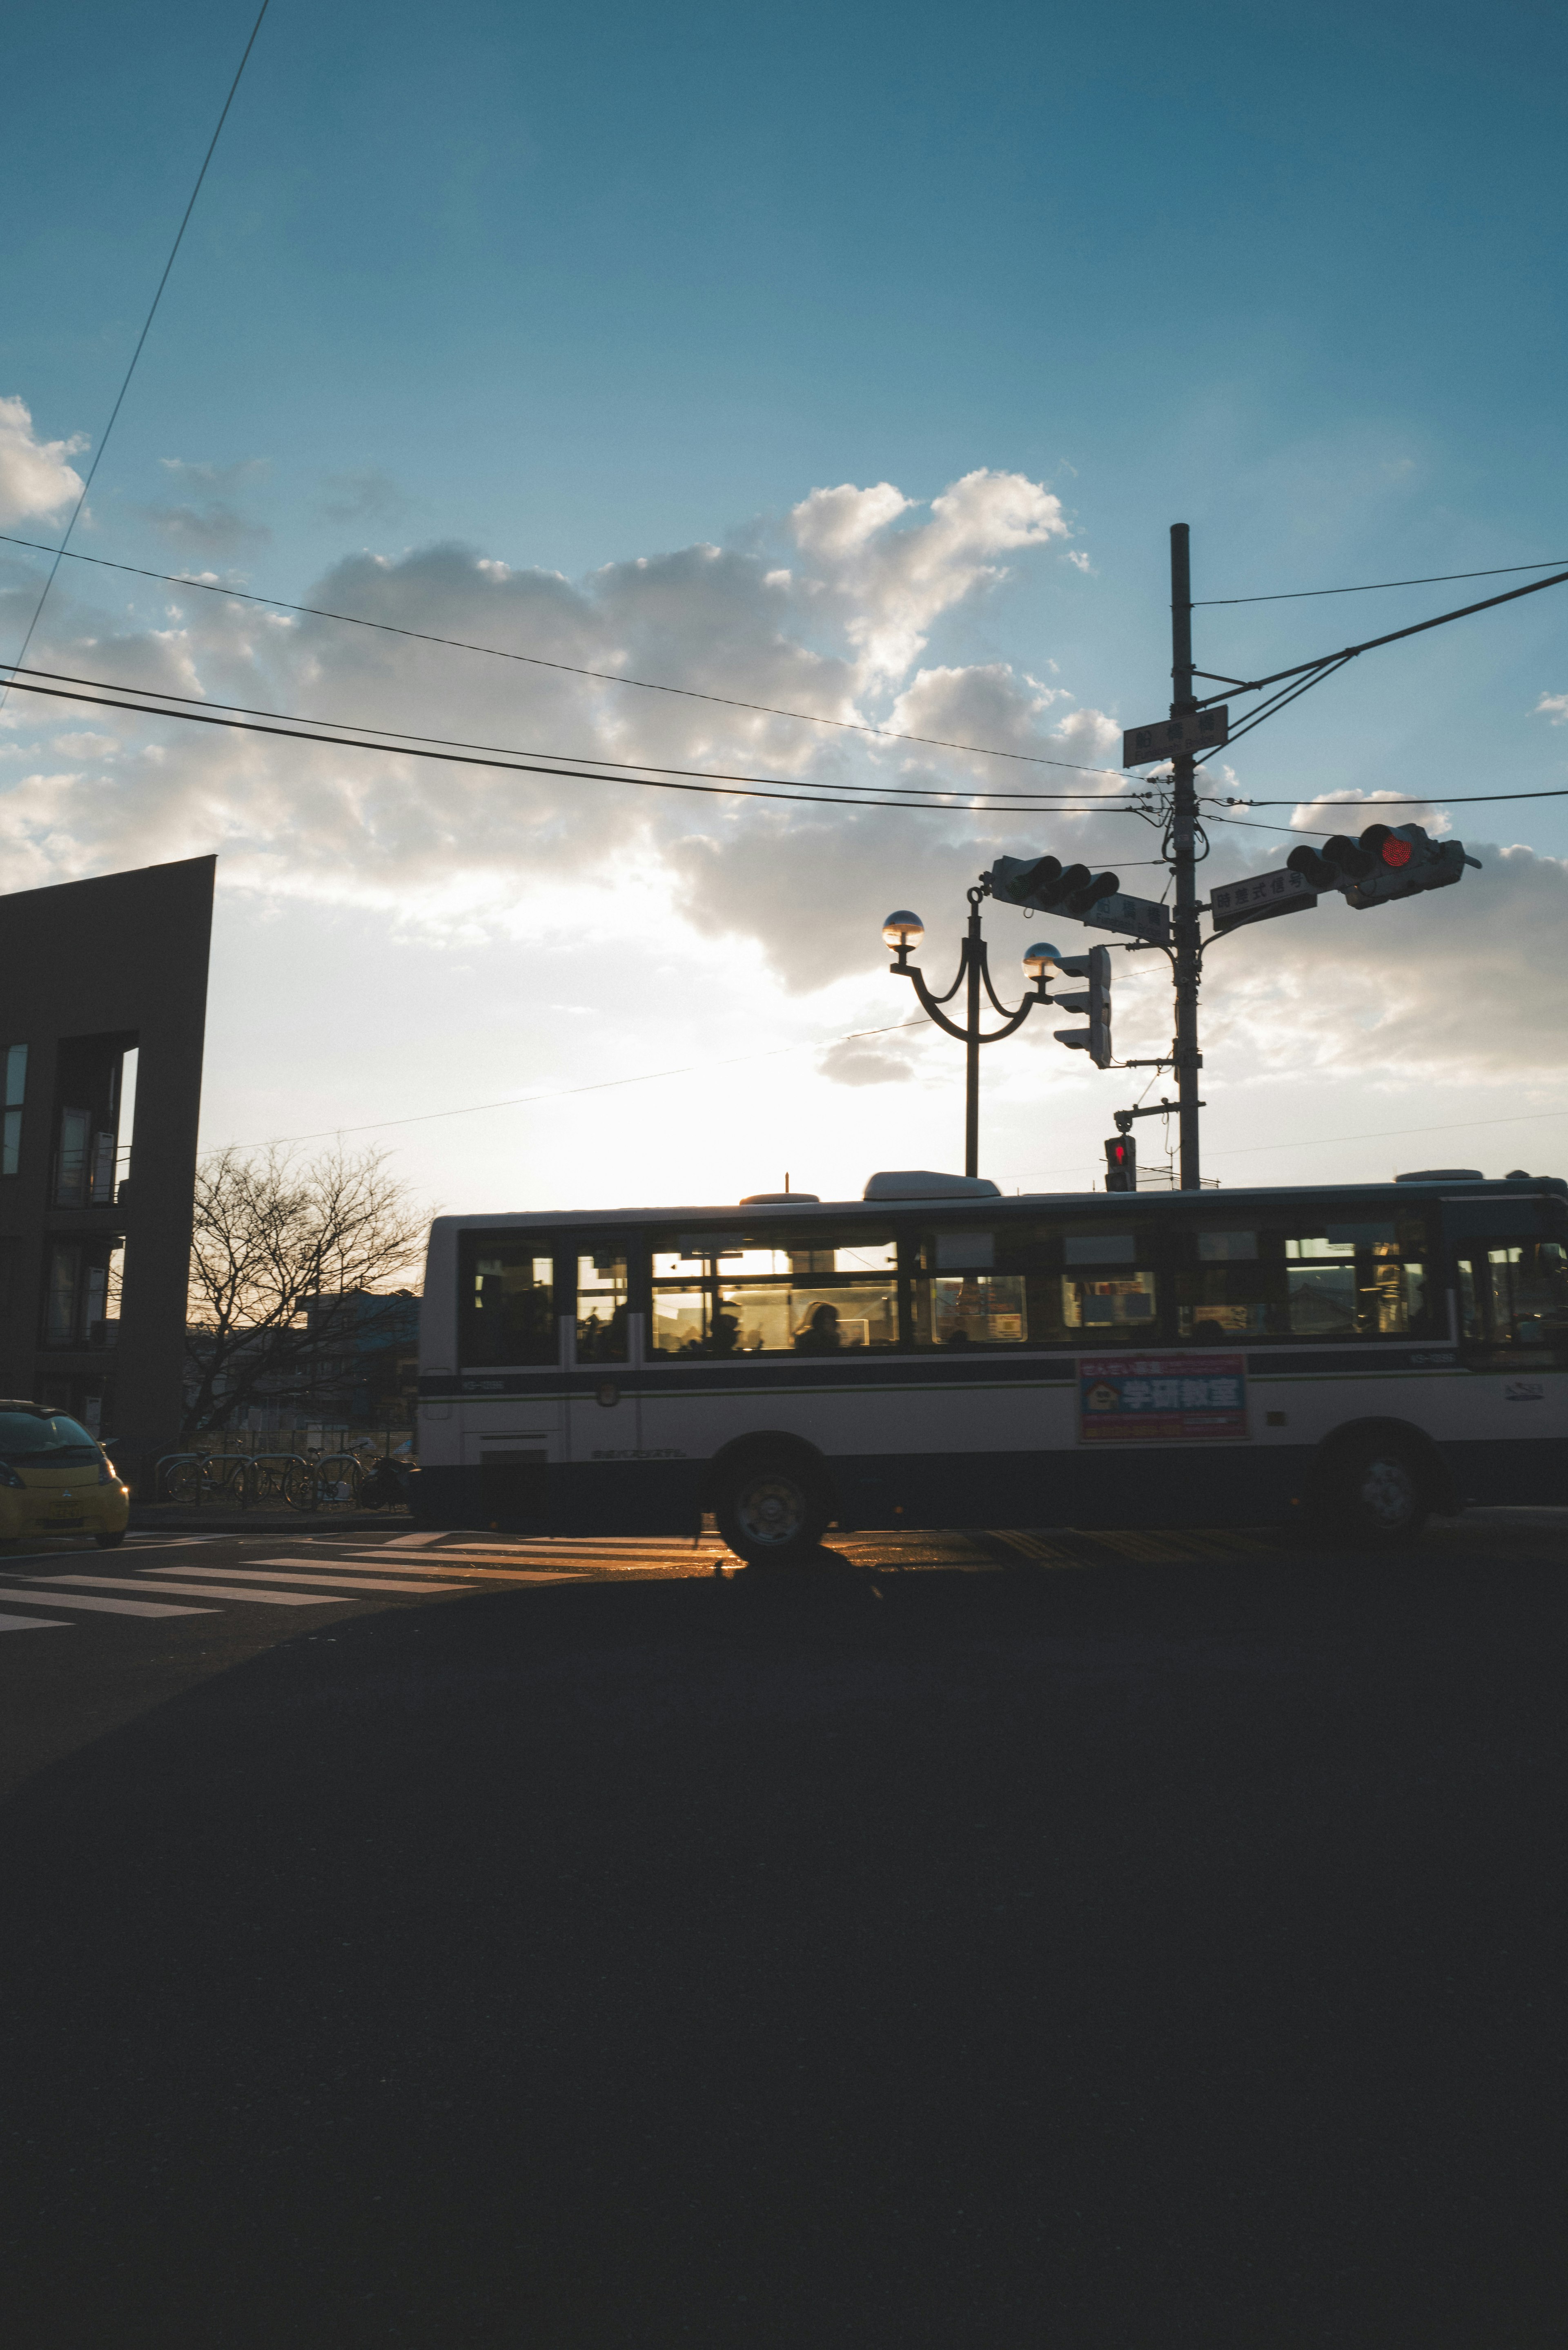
<box><xmin>414</xmin><ymin>1168</ymin><xmax>1568</xmax><ymax>1559</ymax></box>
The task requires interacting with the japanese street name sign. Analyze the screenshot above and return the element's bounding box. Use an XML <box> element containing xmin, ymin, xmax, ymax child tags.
<box><xmin>1121</xmin><ymin>707</ymin><xmax>1229</xmax><ymax>767</ymax></box>
<box><xmin>1079</xmin><ymin>891</ymin><xmax>1172</xmax><ymax>946</ymax></box>
<box><xmin>1209</xmin><ymin>865</ymin><xmax>1317</xmax><ymax>932</ymax></box>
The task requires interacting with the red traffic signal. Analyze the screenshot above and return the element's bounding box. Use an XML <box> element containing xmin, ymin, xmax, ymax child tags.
<box><xmin>1104</xmin><ymin>1135</ymin><xmax>1136</xmax><ymax>1192</ymax></box>
<box><xmin>1287</xmin><ymin>820</ymin><xmax>1480</xmax><ymax>908</ymax></box>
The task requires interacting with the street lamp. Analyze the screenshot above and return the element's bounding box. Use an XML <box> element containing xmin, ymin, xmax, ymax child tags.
<box><xmin>882</xmin><ymin>886</ymin><xmax>1059</xmax><ymax>1179</ymax></box>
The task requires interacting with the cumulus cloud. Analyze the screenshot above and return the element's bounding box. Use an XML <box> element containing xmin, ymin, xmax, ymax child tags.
<box><xmin>3</xmin><ymin>456</ymin><xmax>1563</xmax><ymax>1091</ymax></box>
<box><xmin>1535</xmin><ymin>693</ymin><xmax>1568</xmax><ymax>726</ymax></box>
<box><xmin>0</xmin><ymin>395</ymin><xmax>86</xmax><ymax>526</ymax></box>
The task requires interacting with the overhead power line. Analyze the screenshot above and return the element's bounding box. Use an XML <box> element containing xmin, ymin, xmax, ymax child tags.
<box><xmin>0</xmin><ymin>1</ymin><xmax>272</xmax><ymax>715</ymax></box>
<box><xmin>223</xmin><ymin>1017</ymin><xmax>935</xmax><ymax>1149</ymax></box>
<box><xmin>1196</xmin><ymin>556</ymin><xmax>1568</xmax><ymax>607</ymax></box>
<box><xmin>0</xmin><ymin>531</ymin><xmax>1139</xmax><ymax>781</ymax></box>
<box><xmin>0</xmin><ymin>662</ymin><xmax>1145</xmax><ymax>818</ymax></box>
<box><xmin>1192</xmin><ymin>565</ymin><xmax>1568</xmax><ymax>715</ymax></box>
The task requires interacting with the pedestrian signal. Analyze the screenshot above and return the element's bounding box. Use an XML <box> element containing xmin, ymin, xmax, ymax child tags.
<box><xmin>1104</xmin><ymin>1135</ymin><xmax>1136</xmax><ymax>1191</ymax></box>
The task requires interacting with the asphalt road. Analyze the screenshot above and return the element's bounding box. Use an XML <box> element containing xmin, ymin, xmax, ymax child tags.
<box><xmin>1</xmin><ymin>1511</ymin><xmax>1566</xmax><ymax>2348</ymax></box>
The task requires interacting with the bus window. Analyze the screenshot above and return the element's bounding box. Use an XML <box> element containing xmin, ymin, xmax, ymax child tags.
<box><xmin>1458</xmin><ymin>1240</ymin><xmax>1568</xmax><ymax>1354</ymax></box>
<box><xmin>1057</xmin><ymin>1228</ymin><xmax>1160</xmax><ymax>1341</ymax></box>
<box><xmin>648</xmin><ymin>1226</ymin><xmax>898</xmax><ymax>1357</ymax></box>
<box><xmin>1281</xmin><ymin>1211</ymin><xmax>1434</xmax><ymax>1340</ymax></box>
<box><xmin>1176</xmin><ymin>1227</ymin><xmax>1284</xmax><ymax>1341</ymax></box>
<box><xmin>907</xmin><ymin>1224</ymin><xmax>1031</xmax><ymax>1349</ymax></box>
<box><xmin>459</xmin><ymin>1237</ymin><xmax>557</xmax><ymax>1366</ymax></box>
<box><xmin>575</xmin><ymin>1251</ymin><xmax>629</xmax><ymax>1363</ymax></box>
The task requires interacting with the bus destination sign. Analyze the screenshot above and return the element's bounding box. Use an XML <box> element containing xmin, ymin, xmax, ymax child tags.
<box><xmin>1078</xmin><ymin>1353</ymin><xmax>1248</xmax><ymax>1443</ymax></box>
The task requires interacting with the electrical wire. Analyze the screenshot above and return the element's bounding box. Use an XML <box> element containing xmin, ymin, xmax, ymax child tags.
<box><xmin>1192</xmin><ymin>564</ymin><xmax>1568</xmax><ymax>715</ymax></box>
<box><xmin>0</xmin><ymin>2</ymin><xmax>272</xmax><ymax>715</ymax></box>
<box><xmin>0</xmin><ymin>531</ymin><xmax>1143</xmax><ymax>782</ymax></box>
<box><xmin>0</xmin><ymin>660</ymin><xmax>1139</xmax><ymax>809</ymax></box>
<box><xmin>1229</xmin><ymin>786</ymin><xmax>1568</xmax><ymax>809</ymax></box>
<box><xmin>222</xmin><ymin>1017</ymin><xmax>935</xmax><ymax>1148</ymax></box>
<box><xmin>0</xmin><ymin>664</ymin><xmax>1147</xmax><ymax>818</ymax></box>
<box><xmin>1196</xmin><ymin>556</ymin><xmax>1568</xmax><ymax>607</ymax></box>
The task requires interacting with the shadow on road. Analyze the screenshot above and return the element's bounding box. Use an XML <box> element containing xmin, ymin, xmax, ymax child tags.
<box><xmin>2</xmin><ymin>1545</ymin><xmax>1567</xmax><ymax>2346</ymax></box>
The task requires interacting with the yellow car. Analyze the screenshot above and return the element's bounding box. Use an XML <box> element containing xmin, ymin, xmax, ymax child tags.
<box><xmin>0</xmin><ymin>1402</ymin><xmax>131</xmax><ymax>1549</ymax></box>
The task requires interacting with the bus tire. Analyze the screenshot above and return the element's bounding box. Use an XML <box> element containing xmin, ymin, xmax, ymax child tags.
<box><xmin>715</xmin><ymin>1453</ymin><xmax>831</xmax><ymax>1567</ymax></box>
<box><xmin>1321</xmin><ymin>1435</ymin><xmax>1430</xmax><ymax>1546</ymax></box>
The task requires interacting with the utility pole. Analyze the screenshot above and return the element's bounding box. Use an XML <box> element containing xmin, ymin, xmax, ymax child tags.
<box><xmin>1168</xmin><ymin>524</ymin><xmax>1201</xmax><ymax>1191</ymax></box>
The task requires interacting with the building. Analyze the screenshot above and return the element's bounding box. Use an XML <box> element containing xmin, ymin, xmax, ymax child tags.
<box><xmin>0</xmin><ymin>855</ymin><xmax>214</xmax><ymax>1487</ymax></box>
<box><xmin>182</xmin><ymin>1289</ymin><xmax>420</xmax><ymax>1434</ymax></box>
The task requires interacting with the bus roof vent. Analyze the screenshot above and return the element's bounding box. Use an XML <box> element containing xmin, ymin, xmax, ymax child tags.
<box><xmin>863</xmin><ymin>1171</ymin><xmax>1002</xmax><ymax>1200</ymax></box>
<box><xmin>1394</xmin><ymin>1168</ymin><xmax>1484</xmax><ymax>1183</ymax></box>
<box><xmin>739</xmin><ymin>1191</ymin><xmax>820</xmax><ymax>1204</ymax></box>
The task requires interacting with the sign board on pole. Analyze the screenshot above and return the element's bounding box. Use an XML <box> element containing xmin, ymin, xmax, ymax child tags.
<box><xmin>1209</xmin><ymin>865</ymin><xmax>1317</xmax><ymax>932</ymax></box>
<box><xmin>1079</xmin><ymin>891</ymin><xmax>1172</xmax><ymax>946</ymax></box>
<box><xmin>1121</xmin><ymin>707</ymin><xmax>1229</xmax><ymax>767</ymax></box>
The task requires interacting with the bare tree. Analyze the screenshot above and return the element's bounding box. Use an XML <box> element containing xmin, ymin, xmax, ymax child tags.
<box><xmin>184</xmin><ymin>1144</ymin><xmax>427</xmax><ymax>1432</ymax></box>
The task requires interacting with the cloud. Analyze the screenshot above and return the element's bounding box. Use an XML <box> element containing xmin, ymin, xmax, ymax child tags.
<box><xmin>0</xmin><ymin>395</ymin><xmax>86</xmax><ymax>527</ymax></box>
<box><xmin>4</xmin><ymin>457</ymin><xmax>1564</xmax><ymax>1090</ymax></box>
<box><xmin>1534</xmin><ymin>693</ymin><xmax>1568</xmax><ymax>726</ymax></box>
<box><xmin>817</xmin><ymin>1030</ymin><xmax>922</xmax><ymax>1086</ymax></box>
<box><xmin>136</xmin><ymin>500</ymin><xmax>270</xmax><ymax>558</ymax></box>
<box><xmin>159</xmin><ymin>457</ymin><xmax>269</xmax><ymax>491</ymax></box>
<box><xmin>316</xmin><ymin>468</ymin><xmax>409</xmax><ymax>528</ymax></box>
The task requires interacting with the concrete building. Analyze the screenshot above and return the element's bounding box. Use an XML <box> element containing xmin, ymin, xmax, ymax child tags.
<box><xmin>0</xmin><ymin>855</ymin><xmax>214</xmax><ymax>1487</ymax></box>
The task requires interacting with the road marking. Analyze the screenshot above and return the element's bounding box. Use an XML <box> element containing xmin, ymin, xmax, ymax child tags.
<box><xmin>250</xmin><ymin>1556</ymin><xmax>606</xmax><ymax>1584</ymax></box>
<box><xmin>383</xmin><ymin>1531</ymin><xmax>445</xmax><ymax>1548</ymax></box>
<box><xmin>33</xmin><ymin>1574</ymin><xmax>338</xmax><ymax>1607</ymax></box>
<box><xmin>986</xmin><ymin>1531</ymin><xmax>1091</xmax><ymax>1568</ymax></box>
<box><xmin>149</xmin><ymin>1565</ymin><xmax>463</xmax><ymax>1595</ymax></box>
<box><xmin>0</xmin><ymin>1589</ymin><xmax>212</xmax><ymax>1617</ymax></box>
<box><xmin>0</xmin><ymin>1611</ymin><xmax>72</xmax><ymax>1632</ymax></box>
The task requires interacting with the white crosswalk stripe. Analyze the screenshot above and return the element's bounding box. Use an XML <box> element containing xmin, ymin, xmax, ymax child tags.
<box><xmin>36</xmin><ymin>1574</ymin><xmax>341</xmax><ymax>1607</ymax></box>
<box><xmin>0</xmin><ymin>1589</ymin><xmax>213</xmax><ymax>1617</ymax></box>
<box><xmin>144</xmin><ymin>1565</ymin><xmax>465</xmax><ymax>1595</ymax></box>
<box><xmin>0</xmin><ymin>1610</ymin><xmax>73</xmax><ymax>1632</ymax></box>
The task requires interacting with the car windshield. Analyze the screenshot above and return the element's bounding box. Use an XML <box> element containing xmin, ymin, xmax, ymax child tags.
<box><xmin>0</xmin><ymin>1411</ymin><xmax>101</xmax><ymax>1465</ymax></box>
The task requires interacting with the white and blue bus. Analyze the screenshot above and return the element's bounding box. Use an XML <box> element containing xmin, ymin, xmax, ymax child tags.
<box><xmin>414</xmin><ymin>1168</ymin><xmax>1568</xmax><ymax>1559</ymax></box>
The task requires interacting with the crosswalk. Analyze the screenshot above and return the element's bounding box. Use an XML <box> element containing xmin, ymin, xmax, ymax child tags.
<box><xmin>0</xmin><ymin>1522</ymin><xmax>1296</xmax><ymax>1639</ymax></box>
<box><xmin>0</xmin><ymin>1531</ymin><xmax>736</xmax><ymax>1636</ymax></box>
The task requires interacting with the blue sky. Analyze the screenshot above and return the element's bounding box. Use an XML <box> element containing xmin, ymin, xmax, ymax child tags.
<box><xmin>2</xmin><ymin>0</ymin><xmax>1566</xmax><ymax>1209</ymax></box>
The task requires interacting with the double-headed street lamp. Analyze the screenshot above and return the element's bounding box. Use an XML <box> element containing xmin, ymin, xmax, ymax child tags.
<box><xmin>882</xmin><ymin>888</ymin><xmax>1110</xmax><ymax>1178</ymax></box>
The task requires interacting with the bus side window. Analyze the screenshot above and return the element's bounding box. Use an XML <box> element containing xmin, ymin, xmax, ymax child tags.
<box><xmin>647</xmin><ymin>1226</ymin><xmax>898</xmax><ymax>1356</ymax></box>
<box><xmin>906</xmin><ymin>1224</ymin><xmax>1033</xmax><ymax>1349</ymax></box>
<box><xmin>575</xmin><ymin>1249</ymin><xmax>630</xmax><ymax>1363</ymax></box>
<box><xmin>1458</xmin><ymin>1241</ymin><xmax>1568</xmax><ymax>1353</ymax></box>
<box><xmin>1282</xmin><ymin>1209</ymin><xmax>1437</xmax><ymax>1341</ymax></box>
<box><xmin>459</xmin><ymin>1237</ymin><xmax>558</xmax><ymax>1367</ymax></box>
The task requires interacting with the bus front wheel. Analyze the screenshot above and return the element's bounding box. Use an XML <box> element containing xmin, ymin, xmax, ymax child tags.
<box><xmin>1324</xmin><ymin>1438</ymin><xmax>1430</xmax><ymax>1546</ymax></box>
<box><xmin>715</xmin><ymin>1455</ymin><xmax>831</xmax><ymax>1567</ymax></box>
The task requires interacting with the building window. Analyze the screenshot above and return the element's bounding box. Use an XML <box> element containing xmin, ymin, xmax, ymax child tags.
<box><xmin>2</xmin><ymin>1043</ymin><xmax>25</xmax><ymax>1177</ymax></box>
<box><xmin>45</xmin><ymin>1245</ymin><xmax>81</xmax><ymax>1345</ymax></box>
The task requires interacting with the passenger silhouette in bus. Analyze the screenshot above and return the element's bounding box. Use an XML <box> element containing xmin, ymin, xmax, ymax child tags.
<box><xmin>795</xmin><ymin>1302</ymin><xmax>843</xmax><ymax>1353</ymax></box>
<box><xmin>708</xmin><ymin>1307</ymin><xmax>741</xmax><ymax>1357</ymax></box>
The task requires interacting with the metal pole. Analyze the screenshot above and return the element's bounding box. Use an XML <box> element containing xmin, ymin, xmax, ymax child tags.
<box><xmin>964</xmin><ymin>896</ymin><xmax>982</xmax><ymax>1178</ymax></box>
<box><xmin>1169</xmin><ymin>523</ymin><xmax>1201</xmax><ymax>1191</ymax></box>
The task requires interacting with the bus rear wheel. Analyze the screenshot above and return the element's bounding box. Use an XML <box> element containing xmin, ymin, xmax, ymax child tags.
<box><xmin>1325</xmin><ymin>1438</ymin><xmax>1429</xmax><ymax>1546</ymax></box>
<box><xmin>715</xmin><ymin>1455</ymin><xmax>831</xmax><ymax>1568</ymax></box>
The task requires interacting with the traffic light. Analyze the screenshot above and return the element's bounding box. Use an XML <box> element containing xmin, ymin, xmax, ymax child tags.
<box><xmin>985</xmin><ymin>854</ymin><xmax>1121</xmax><ymax>920</ymax></box>
<box><xmin>1104</xmin><ymin>1135</ymin><xmax>1136</xmax><ymax>1191</ymax></box>
<box><xmin>1053</xmin><ymin>945</ymin><xmax>1112</xmax><ymax>1068</ymax></box>
<box><xmin>1286</xmin><ymin>822</ymin><xmax>1481</xmax><ymax>910</ymax></box>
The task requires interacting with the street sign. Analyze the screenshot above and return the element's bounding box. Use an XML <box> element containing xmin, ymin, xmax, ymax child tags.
<box><xmin>1121</xmin><ymin>707</ymin><xmax>1229</xmax><ymax>767</ymax></box>
<box><xmin>1079</xmin><ymin>891</ymin><xmax>1172</xmax><ymax>946</ymax></box>
<box><xmin>1209</xmin><ymin>865</ymin><xmax>1317</xmax><ymax>932</ymax></box>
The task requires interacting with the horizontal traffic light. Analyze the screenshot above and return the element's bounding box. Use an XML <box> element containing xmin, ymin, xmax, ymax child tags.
<box><xmin>1286</xmin><ymin>821</ymin><xmax>1481</xmax><ymax>910</ymax></box>
<box><xmin>984</xmin><ymin>854</ymin><xmax>1120</xmax><ymax>918</ymax></box>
